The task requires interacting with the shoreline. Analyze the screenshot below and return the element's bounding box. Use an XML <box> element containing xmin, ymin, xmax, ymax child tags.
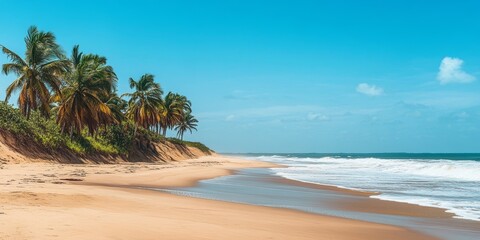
<box><xmin>219</xmin><ymin>155</ymin><xmax>468</xmax><ymax>220</ymax></box>
<box><xmin>0</xmin><ymin>156</ymin><xmax>442</xmax><ymax>239</ymax></box>
<box><xmin>271</xmin><ymin>176</ymin><xmax>456</xmax><ymax>219</ymax></box>
<box><xmin>83</xmin><ymin>156</ymin><xmax>458</xmax><ymax>220</ymax></box>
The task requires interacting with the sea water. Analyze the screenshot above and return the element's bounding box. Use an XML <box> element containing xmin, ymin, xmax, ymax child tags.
<box><xmin>247</xmin><ymin>153</ymin><xmax>480</xmax><ymax>221</ymax></box>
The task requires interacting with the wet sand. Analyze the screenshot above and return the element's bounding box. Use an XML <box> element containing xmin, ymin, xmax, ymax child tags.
<box><xmin>272</xmin><ymin>177</ymin><xmax>455</xmax><ymax>218</ymax></box>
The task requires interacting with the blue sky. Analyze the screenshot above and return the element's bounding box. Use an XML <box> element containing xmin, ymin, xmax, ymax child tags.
<box><xmin>1</xmin><ymin>0</ymin><xmax>480</xmax><ymax>153</ymax></box>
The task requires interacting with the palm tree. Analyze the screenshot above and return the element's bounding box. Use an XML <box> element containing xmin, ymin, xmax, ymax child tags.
<box><xmin>1</xmin><ymin>26</ymin><xmax>69</xmax><ymax>118</ymax></box>
<box><xmin>103</xmin><ymin>92</ymin><xmax>127</xmax><ymax>124</ymax></box>
<box><xmin>55</xmin><ymin>45</ymin><xmax>117</xmax><ymax>135</ymax></box>
<box><xmin>159</xmin><ymin>92</ymin><xmax>187</xmax><ymax>136</ymax></box>
<box><xmin>174</xmin><ymin>112</ymin><xmax>198</xmax><ymax>140</ymax></box>
<box><xmin>123</xmin><ymin>74</ymin><xmax>163</xmax><ymax>136</ymax></box>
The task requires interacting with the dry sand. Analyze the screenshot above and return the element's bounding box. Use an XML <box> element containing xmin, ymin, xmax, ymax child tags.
<box><xmin>0</xmin><ymin>156</ymin><xmax>437</xmax><ymax>240</ymax></box>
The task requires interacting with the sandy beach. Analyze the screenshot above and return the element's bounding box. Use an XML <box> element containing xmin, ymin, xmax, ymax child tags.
<box><xmin>0</xmin><ymin>156</ymin><xmax>441</xmax><ymax>240</ymax></box>
<box><xmin>1</xmin><ymin>3</ymin><xmax>480</xmax><ymax>239</ymax></box>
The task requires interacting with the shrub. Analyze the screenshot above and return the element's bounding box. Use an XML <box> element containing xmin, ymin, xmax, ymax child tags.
<box><xmin>97</xmin><ymin>123</ymin><xmax>135</xmax><ymax>154</ymax></box>
<box><xmin>0</xmin><ymin>101</ymin><xmax>67</xmax><ymax>149</ymax></box>
<box><xmin>0</xmin><ymin>101</ymin><xmax>31</xmax><ymax>134</ymax></box>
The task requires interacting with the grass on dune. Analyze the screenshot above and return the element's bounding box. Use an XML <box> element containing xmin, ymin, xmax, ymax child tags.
<box><xmin>167</xmin><ymin>137</ymin><xmax>212</xmax><ymax>153</ymax></box>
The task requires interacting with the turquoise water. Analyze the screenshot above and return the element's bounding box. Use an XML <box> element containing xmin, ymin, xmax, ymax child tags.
<box><xmin>240</xmin><ymin>153</ymin><xmax>480</xmax><ymax>221</ymax></box>
<box><xmin>240</xmin><ymin>152</ymin><xmax>480</xmax><ymax>161</ymax></box>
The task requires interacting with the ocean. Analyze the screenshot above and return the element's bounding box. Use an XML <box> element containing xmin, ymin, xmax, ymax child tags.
<box><xmin>247</xmin><ymin>153</ymin><xmax>480</xmax><ymax>221</ymax></box>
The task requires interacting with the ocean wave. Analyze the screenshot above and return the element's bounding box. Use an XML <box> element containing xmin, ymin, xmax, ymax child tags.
<box><xmin>265</xmin><ymin>156</ymin><xmax>480</xmax><ymax>181</ymax></box>
<box><xmin>260</xmin><ymin>155</ymin><xmax>480</xmax><ymax>221</ymax></box>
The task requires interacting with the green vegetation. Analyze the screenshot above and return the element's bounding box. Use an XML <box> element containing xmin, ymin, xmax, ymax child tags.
<box><xmin>0</xmin><ymin>101</ymin><xmax>127</xmax><ymax>154</ymax></box>
<box><xmin>167</xmin><ymin>138</ymin><xmax>212</xmax><ymax>153</ymax></box>
<box><xmin>0</xmin><ymin>26</ymin><xmax>206</xmax><ymax>157</ymax></box>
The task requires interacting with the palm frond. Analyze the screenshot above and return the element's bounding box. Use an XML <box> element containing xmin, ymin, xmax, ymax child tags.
<box><xmin>0</xmin><ymin>45</ymin><xmax>27</xmax><ymax>66</ymax></box>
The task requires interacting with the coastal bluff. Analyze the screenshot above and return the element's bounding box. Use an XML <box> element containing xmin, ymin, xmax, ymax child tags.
<box><xmin>0</xmin><ymin>129</ymin><xmax>214</xmax><ymax>164</ymax></box>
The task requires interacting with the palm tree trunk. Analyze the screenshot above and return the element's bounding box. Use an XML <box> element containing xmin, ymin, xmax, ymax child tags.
<box><xmin>26</xmin><ymin>107</ymin><xmax>31</xmax><ymax>120</ymax></box>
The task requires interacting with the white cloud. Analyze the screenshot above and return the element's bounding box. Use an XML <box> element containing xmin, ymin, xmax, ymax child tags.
<box><xmin>307</xmin><ymin>113</ymin><xmax>329</xmax><ymax>121</ymax></box>
<box><xmin>437</xmin><ymin>57</ymin><xmax>475</xmax><ymax>84</ymax></box>
<box><xmin>225</xmin><ymin>114</ymin><xmax>235</xmax><ymax>121</ymax></box>
<box><xmin>356</xmin><ymin>83</ymin><xmax>383</xmax><ymax>96</ymax></box>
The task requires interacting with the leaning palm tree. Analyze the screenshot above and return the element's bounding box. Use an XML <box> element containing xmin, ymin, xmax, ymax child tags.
<box><xmin>55</xmin><ymin>45</ymin><xmax>117</xmax><ymax>136</ymax></box>
<box><xmin>1</xmin><ymin>26</ymin><xmax>69</xmax><ymax>118</ymax></box>
<box><xmin>123</xmin><ymin>74</ymin><xmax>163</xmax><ymax>136</ymax></box>
<box><xmin>174</xmin><ymin>112</ymin><xmax>198</xmax><ymax>140</ymax></box>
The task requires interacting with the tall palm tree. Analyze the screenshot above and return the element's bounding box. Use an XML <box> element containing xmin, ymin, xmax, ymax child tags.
<box><xmin>123</xmin><ymin>74</ymin><xmax>163</xmax><ymax>135</ymax></box>
<box><xmin>174</xmin><ymin>112</ymin><xmax>198</xmax><ymax>140</ymax></box>
<box><xmin>1</xmin><ymin>26</ymin><xmax>69</xmax><ymax>118</ymax></box>
<box><xmin>55</xmin><ymin>45</ymin><xmax>117</xmax><ymax>135</ymax></box>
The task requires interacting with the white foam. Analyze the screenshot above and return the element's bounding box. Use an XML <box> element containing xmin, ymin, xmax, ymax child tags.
<box><xmin>260</xmin><ymin>155</ymin><xmax>480</xmax><ymax>221</ymax></box>
<box><xmin>268</xmin><ymin>156</ymin><xmax>480</xmax><ymax>181</ymax></box>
